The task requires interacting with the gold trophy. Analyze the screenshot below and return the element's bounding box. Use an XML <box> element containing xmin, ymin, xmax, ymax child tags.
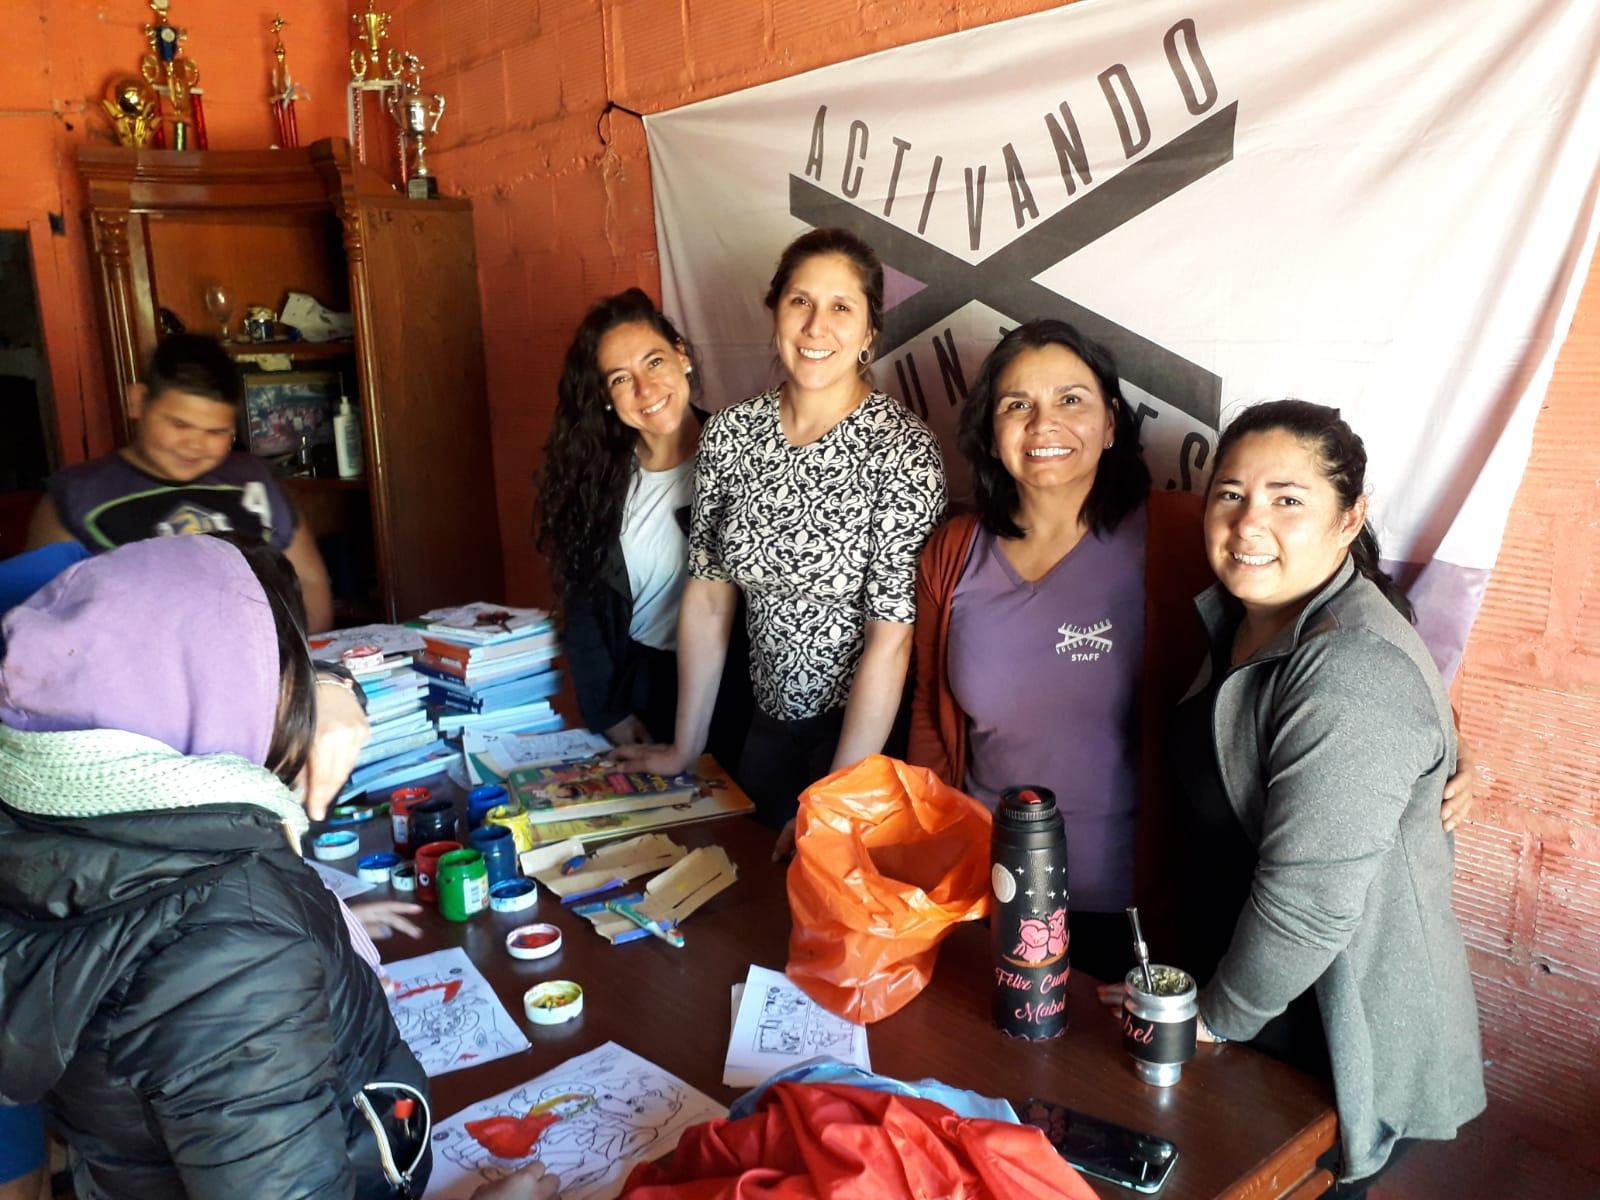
<box><xmin>347</xmin><ymin>0</ymin><xmax>402</xmax><ymax>172</ymax></box>
<box><xmin>101</xmin><ymin>76</ymin><xmax>160</xmax><ymax>148</ymax></box>
<box><xmin>350</xmin><ymin>0</ymin><xmax>401</xmax><ymax>82</ymax></box>
<box><xmin>141</xmin><ymin>0</ymin><xmax>206</xmax><ymax>150</ymax></box>
<box><xmin>385</xmin><ymin>53</ymin><xmax>446</xmax><ymax>200</ymax></box>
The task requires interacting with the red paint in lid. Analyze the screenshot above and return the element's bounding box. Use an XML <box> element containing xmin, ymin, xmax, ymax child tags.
<box><xmin>511</xmin><ymin>927</ymin><xmax>560</xmax><ymax>950</ymax></box>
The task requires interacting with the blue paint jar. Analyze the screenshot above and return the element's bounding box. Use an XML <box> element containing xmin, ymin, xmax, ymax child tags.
<box><xmin>468</xmin><ymin>821</ymin><xmax>519</xmax><ymax>886</ymax></box>
<box><xmin>467</xmin><ymin>784</ymin><xmax>510</xmax><ymax>830</ymax></box>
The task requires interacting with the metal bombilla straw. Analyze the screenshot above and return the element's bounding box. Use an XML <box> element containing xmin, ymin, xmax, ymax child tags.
<box><xmin>1126</xmin><ymin>906</ymin><xmax>1156</xmax><ymax>993</ymax></box>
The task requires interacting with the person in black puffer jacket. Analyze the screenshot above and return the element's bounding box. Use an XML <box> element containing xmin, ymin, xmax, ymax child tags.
<box><xmin>0</xmin><ymin>534</ymin><xmax>431</xmax><ymax>1200</ymax></box>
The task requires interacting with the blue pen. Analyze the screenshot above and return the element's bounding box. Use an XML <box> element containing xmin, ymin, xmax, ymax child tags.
<box><xmin>604</xmin><ymin>899</ymin><xmax>685</xmax><ymax>948</ymax></box>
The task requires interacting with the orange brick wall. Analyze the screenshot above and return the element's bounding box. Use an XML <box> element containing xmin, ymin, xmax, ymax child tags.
<box><xmin>0</xmin><ymin>0</ymin><xmax>355</xmax><ymax>467</ymax></box>
<box><xmin>1453</xmin><ymin>246</ymin><xmax>1600</xmax><ymax>1166</ymax></box>
<box><xmin>388</xmin><ymin>0</ymin><xmax>1599</xmax><ymax>1166</ymax></box>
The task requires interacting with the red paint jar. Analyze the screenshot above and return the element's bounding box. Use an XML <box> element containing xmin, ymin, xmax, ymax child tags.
<box><xmin>389</xmin><ymin>786</ymin><xmax>432</xmax><ymax>856</ymax></box>
<box><xmin>414</xmin><ymin>840</ymin><xmax>462</xmax><ymax>905</ymax></box>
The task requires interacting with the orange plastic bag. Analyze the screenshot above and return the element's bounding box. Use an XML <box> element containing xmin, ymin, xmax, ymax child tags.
<box><xmin>786</xmin><ymin>755</ymin><xmax>992</xmax><ymax>1023</ymax></box>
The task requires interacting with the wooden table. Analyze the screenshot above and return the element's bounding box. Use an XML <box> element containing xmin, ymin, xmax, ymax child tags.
<box><xmin>330</xmin><ymin>783</ymin><xmax>1336</xmax><ymax>1199</ymax></box>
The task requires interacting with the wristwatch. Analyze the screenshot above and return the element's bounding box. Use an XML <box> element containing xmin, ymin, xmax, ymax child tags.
<box><xmin>315</xmin><ymin>662</ymin><xmax>369</xmax><ymax>714</ymax></box>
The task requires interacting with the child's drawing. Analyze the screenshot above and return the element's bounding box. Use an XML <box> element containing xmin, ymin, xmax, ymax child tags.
<box><xmin>384</xmin><ymin>947</ymin><xmax>530</xmax><ymax>1077</ymax></box>
<box><xmin>426</xmin><ymin>1042</ymin><xmax>725</xmax><ymax>1200</ymax></box>
<box><xmin>754</xmin><ymin>980</ymin><xmax>853</xmax><ymax>1056</ymax></box>
<box><xmin>722</xmin><ymin>964</ymin><xmax>871</xmax><ymax>1088</ymax></box>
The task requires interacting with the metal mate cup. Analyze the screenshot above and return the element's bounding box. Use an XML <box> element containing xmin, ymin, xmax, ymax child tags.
<box><xmin>1122</xmin><ymin>965</ymin><xmax>1198</xmax><ymax>1087</ymax></box>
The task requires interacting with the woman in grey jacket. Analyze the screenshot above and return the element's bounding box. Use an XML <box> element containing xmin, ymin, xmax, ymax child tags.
<box><xmin>1172</xmin><ymin>401</ymin><xmax>1484</xmax><ymax>1195</ymax></box>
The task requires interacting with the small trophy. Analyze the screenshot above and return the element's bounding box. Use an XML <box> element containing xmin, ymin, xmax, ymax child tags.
<box><xmin>268</xmin><ymin>14</ymin><xmax>308</xmax><ymax>149</ymax></box>
<box><xmin>101</xmin><ymin>76</ymin><xmax>160</xmax><ymax>148</ymax></box>
<box><xmin>386</xmin><ymin>54</ymin><xmax>446</xmax><ymax>200</ymax></box>
<box><xmin>141</xmin><ymin>0</ymin><xmax>206</xmax><ymax>150</ymax></box>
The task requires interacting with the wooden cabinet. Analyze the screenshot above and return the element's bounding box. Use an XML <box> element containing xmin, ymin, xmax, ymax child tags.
<box><xmin>77</xmin><ymin>137</ymin><xmax>503</xmax><ymax>622</ymax></box>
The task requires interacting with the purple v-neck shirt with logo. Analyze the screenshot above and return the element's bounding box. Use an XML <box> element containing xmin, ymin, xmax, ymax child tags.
<box><xmin>948</xmin><ymin>507</ymin><xmax>1147</xmax><ymax>912</ymax></box>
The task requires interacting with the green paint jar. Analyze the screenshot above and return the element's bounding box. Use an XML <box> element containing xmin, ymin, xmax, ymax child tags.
<box><xmin>437</xmin><ymin>848</ymin><xmax>489</xmax><ymax>922</ymax></box>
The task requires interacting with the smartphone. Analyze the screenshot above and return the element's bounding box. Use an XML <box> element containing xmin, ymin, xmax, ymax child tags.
<box><xmin>1015</xmin><ymin>1098</ymin><xmax>1179</xmax><ymax>1194</ymax></box>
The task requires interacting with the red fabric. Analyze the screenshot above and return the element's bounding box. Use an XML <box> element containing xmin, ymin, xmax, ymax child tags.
<box><xmin>620</xmin><ymin>1082</ymin><xmax>1098</xmax><ymax>1200</ymax></box>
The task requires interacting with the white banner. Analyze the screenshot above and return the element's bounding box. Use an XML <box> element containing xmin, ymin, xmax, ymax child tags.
<box><xmin>646</xmin><ymin>0</ymin><xmax>1600</xmax><ymax>675</ymax></box>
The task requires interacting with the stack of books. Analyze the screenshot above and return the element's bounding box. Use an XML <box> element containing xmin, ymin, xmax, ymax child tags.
<box><xmin>412</xmin><ymin>602</ymin><xmax>565</xmax><ymax>738</ymax></box>
<box><xmin>504</xmin><ymin>757</ymin><xmax>755</xmax><ymax>847</ymax></box>
<box><xmin>354</xmin><ymin>653</ymin><xmax>441</xmax><ymax>770</ymax></box>
<box><xmin>308</xmin><ymin>624</ymin><xmax>456</xmax><ymax>800</ymax></box>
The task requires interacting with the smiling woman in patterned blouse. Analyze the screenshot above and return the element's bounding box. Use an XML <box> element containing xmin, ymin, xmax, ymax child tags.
<box><xmin>618</xmin><ymin>228</ymin><xmax>947</xmax><ymax>843</ymax></box>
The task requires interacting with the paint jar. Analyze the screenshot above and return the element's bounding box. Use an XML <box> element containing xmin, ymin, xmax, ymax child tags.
<box><xmin>437</xmin><ymin>848</ymin><xmax>490</xmax><ymax>922</ymax></box>
<box><xmin>389</xmin><ymin>786</ymin><xmax>432</xmax><ymax>856</ymax></box>
<box><xmin>1122</xmin><ymin>966</ymin><xmax>1198</xmax><ymax>1087</ymax></box>
<box><xmin>414</xmin><ymin>840</ymin><xmax>462</xmax><ymax>906</ymax></box>
<box><xmin>410</xmin><ymin>798</ymin><xmax>457</xmax><ymax>848</ymax></box>
<box><xmin>485</xmin><ymin>803</ymin><xmax>535</xmax><ymax>855</ymax></box>
<box><xmin>468</xmin><ymin>822</ymin><xmax>519</xmax><ymax>886</ymax></box>
<box><xmin>467</xmin><ymin>785</ymin><xmax>509</xmax><ymax>830</ymax></box>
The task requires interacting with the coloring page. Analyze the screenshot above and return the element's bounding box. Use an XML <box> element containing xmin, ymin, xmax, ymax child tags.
<box><xmin>307</xmin><ymin>623</ymin><xmax>425</xmax><ymax>663</ymax></box>
<box><xmin>723</xmin><ymin>964</ymin><xmax>870</xmax><ymax>1087</ymax></box>
<box><xmin>308</xmin><ymin>858</ymin><xmax>373</xmax><ymax>901</ymax></box>
<box><xmin>385</xmin><ymin>947</ymin><xmax>530</xmax><ymax>1077</ymax></box>
<box><xmin>465</xmin><ymin>727</ymin><xmax>611</xmax><ymax>779</ymax></box>
<box><xmin>426</xmin><ymin>1041</ymin><xmax>726</xmax><ymax>1200</ymax></box>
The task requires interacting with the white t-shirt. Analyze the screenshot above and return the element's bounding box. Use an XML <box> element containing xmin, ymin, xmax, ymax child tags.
<box><xmin>620</xmin><ymin>459</ymin><xmax>694</xmax><ymax>651</ymax></box>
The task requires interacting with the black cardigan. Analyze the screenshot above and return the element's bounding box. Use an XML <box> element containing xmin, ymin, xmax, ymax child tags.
<box><xmin>561</xmin><ymin>510</ymin><xmax>752</xmax><ymax>768</ymax></box>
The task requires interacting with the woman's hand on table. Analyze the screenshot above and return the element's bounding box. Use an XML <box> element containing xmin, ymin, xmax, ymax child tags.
<box><xmin>1441</xmin><ymin>732</ymin><xmax>1481</xmax><ymax>834</ymax></box>
<box><xmin>604</xmin><ymin>715</ymin><xmax>651</xmax><ymax>747</ymax></box>
<box><xmin>772</xmin><ymin>818</ymin><xmax>797</xmax><ymax>863</ymax></box>
<box><xmin>470</xmin><ymin>1161</ymin><xmax>560</xmax><ymax>1199</ymax></box>
<box><xmin>610</xmin><ymin>741</ymin><xmax>695</xmax><ymax>776</ymax></box>
<box><xmin>352</xmin><ymin>900</ymin><xmax>424</xmax><ymax>940</ymax></box>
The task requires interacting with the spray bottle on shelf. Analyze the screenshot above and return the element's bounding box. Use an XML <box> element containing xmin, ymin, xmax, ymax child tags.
<box><xmin>334</xmin><ymin>389</ymin><xmax>364</xmax><ymax>479</ymax></box>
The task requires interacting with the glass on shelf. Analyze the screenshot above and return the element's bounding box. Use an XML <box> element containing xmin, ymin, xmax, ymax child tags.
<box><xmin>202</xmin><ymin>284</ymin><xmax>235</xmax><ymax>342</ymax></box>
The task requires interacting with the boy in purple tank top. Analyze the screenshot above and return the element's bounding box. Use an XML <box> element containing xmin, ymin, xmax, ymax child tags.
<box><xmin>24</xmin><ymin>334</ymin><xmax>333</xmax><ymax>631</ymax></box>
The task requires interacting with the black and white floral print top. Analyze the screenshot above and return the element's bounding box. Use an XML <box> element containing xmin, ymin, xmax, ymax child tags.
<box><xmin>690</xmin><ymin>388</ymin><xmax>947</xmax><ymax>720</ymax></box>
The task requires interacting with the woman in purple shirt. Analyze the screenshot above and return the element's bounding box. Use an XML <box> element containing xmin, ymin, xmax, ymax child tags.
<box><xmin>910</xmin><ymin>321</ymin><xmax>1478</xmax><ymax>981</ymax></box>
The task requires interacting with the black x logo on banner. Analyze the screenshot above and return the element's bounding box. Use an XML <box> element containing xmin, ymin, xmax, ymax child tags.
<box><xmin>790</xmin><ymin>102</ymin><xmax>1237</xmax><ymax>429</ymax></box>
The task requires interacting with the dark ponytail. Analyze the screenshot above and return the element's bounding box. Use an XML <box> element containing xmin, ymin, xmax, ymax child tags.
<box><xmin>1211</xmin><ymin>400</ymin><xmax>1414</xmax><ymax>623</ymax></box>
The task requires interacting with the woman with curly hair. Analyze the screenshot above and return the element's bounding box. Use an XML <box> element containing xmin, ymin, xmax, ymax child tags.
<box><xmin>536</xmin><ymin>289</ymin><xmax>747</xmax><ymax>757</ymax></box>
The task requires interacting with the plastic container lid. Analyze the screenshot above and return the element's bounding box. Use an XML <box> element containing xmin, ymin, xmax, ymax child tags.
<box><xmin>312</xmin><ymin>830</ymin><xmax>360</xmax><ymax>860</ymax></box>
<box><xmin>358</xmin><ymin>852</ymin><xmax>401</xmax><ymax>882</ymax></box>
<box><xmin>524</xmin><ymin>979</ymin><xmax>583</xmax><ymax>1024</ymax></box>
<box><xmin>506</xmin><ymin>922</ymin><xmax>562</xmax><ymax>959</ymax></box>
<box><xmin>489</xmin><ymin>878</ymin><xmax>539</xmax><ymax>913</ymax></box>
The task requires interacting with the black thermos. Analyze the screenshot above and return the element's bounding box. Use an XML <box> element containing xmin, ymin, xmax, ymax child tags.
<box><xmin>990</xmin><ymin>785</ymin><xmax>1070</xmax><ymax>1039</ymax></box>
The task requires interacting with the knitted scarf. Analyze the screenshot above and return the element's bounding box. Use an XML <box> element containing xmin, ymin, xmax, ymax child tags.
<box><xmin>0</xmin><ymin>724</ymin><xmax>309</xmax><ymax>844</ymax></box>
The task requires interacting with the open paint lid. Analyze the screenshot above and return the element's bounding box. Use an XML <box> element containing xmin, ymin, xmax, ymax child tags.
<box><xmin>505</xmin><ymin>923</ymin><xmax>563</xmax><ymax>961</ymax></box>
<box><xmin>524</xmin><ymin>979</ymin><xmax>583</xmax><ymax>1024</ymax></box>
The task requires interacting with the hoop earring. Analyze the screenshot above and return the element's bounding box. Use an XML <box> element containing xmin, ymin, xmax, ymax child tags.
<box><xmin>858</xmin><ymin>348</ymin><xmax>871</xmax><ymax>365</ymax></box>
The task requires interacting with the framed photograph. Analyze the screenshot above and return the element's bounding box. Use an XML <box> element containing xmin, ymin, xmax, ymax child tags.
<box><xmin>240</xmin><ymin>370</ymin><xmax>340</xmax><ymax>459</ymax></box>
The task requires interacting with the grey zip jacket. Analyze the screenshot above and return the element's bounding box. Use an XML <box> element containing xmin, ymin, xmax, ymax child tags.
<box><xmin>1186</xmin><ymin>556</ymin><xmax>1486</xmax><ymax>1181</ymax></box>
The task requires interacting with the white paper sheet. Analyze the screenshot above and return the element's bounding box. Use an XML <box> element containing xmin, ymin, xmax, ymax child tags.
<box><xmin>308</xmin><ymin>623</ymin><xmax>426</xmax><ymax>663</ymax></box>
<box><xmin>426</xmin><ymin>1041</ymin><xmax>726</xmax><ymax>1200</ymax></box>
<box><xmin>722</xmin><ymin>964</ymin><xmax>870</xmax><ymax>1088</ymax></box>
<box><xmin>464</xmin><ymin>727</ymin><xmax>612</xmax><ymax>779</ymax></box>
<box><xmin>385</xmin><ymin>947</ymin><xmax>531</xmax><ymax>1077</ymax></box>
<box><xmin>308</xmin><ymin>858</ymin><xmax>374</xmax><ymax>901</ymax></box>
